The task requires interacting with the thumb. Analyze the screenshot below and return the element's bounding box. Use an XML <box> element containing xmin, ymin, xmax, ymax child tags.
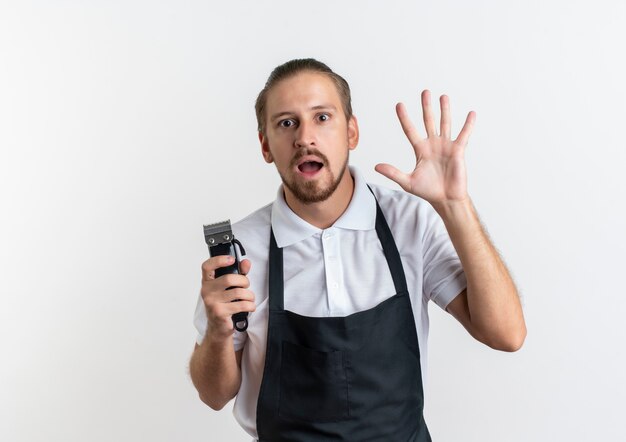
<box><xmin>375</xmin><ymin>163</ymin><xmax>411</xmax><ymax>192</ymax></box>
<box><xmin>239</xmin><ymin>258</ymin><xmax>252</xmax><ymax>276</ymax></box>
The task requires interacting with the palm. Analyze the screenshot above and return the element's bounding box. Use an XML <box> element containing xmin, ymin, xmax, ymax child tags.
<box><xmin>376</xmin><ymin>90</ymin><xmax>475</xmax><ymax>205</ymax></box>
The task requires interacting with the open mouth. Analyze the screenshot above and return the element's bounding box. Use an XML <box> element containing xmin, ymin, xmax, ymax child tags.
<box><xmin>297</xmin><ymin>161</ymin><xmax>324</xmax><ymax>174</ymax></box>
<box><xmin>293</xmin><ymin>152</ymin><xmax>327</xmax><ymax>179</ymax></box>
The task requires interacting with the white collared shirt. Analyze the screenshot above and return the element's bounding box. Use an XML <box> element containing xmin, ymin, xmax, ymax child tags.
<box><xmin>193</xmin><ymin>166</ymin><xmax>467</xmax><ymax>440</ymax></box>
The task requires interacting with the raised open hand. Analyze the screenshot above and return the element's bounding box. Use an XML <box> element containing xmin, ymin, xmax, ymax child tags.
<box><xmin>375</xmin><ymin>90</ymin><xmax>476</xmax><ymax>206</ymax></box>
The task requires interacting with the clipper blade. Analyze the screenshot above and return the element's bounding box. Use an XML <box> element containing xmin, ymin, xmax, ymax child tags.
<box><xmin>203</xmin><ymin>220</ymin><xmax>233</xmax><ymax>246</ymax></box>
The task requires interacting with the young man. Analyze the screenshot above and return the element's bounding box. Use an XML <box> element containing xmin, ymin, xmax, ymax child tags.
<box><xmin>190</xmin><ymin>59</ymin><xmax>526</xmax><ymax>441</ymax></box>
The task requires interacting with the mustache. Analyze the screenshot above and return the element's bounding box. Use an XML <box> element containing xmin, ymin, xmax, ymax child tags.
<box><xmin>289</xmin><ymin>148</ymin><xmax>329</xmax><ymax>168</ymax></box>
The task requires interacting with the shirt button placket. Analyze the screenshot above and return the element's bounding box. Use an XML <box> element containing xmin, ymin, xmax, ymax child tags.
<box><xmin>322</xmin><ymin>228</ymin><xmax>342</xmax><ymax>315</ymax></box>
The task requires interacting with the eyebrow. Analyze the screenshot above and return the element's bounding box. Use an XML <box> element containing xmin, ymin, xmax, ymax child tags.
<box><xmin>270</xmin><ymin>104</ymin><xmax>337</xmax><ymax>122</ymax></box>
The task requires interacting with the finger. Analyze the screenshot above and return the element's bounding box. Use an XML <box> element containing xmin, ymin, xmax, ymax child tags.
<box><xmin>374</xmin><ymin>163</ymin><xmax>411</xmax><ymax>192</ymax></box>
<box><xmin>224</xmin><ymin>300</ymin><xmax>257</xmax><ymax>315</ymax></box>
<box><xmin>201</xmin><ymin>255</ymin><xmax>235</xmax><ymax>281</ymax></box>
<box><xmin>209</xmin><ymin>301</ymin><xmax>256</xmax><ymax>323</ymax></box>
<box><xmin>396</xmin><ymin>102</ymin><xmax>423</xmax><ymax>145</ymax></box>
<box><xmin>440</xmin><ymin>94</ymin><xmax>451</xmax><ymax>139</ymax></box>
<box><xmin>210</xmin><ymin>273</ymin><xmax>250</xmax><ymax>291</ymax></box>
<box><xmin>239</xmin><ymin>259</ymin><xmax>251</xmax><ymax>276</ymax></box>
<box><xmin>421</xmin><ymin>90</ymin><xmax>437</xmax><ymax>138</ymax></box>
<box><xmin>455</xmin><ymin>111</ymin><xmax>476</xmax><ymax>146</ymax></box>
<box><xmin>220</xmin><ymin>288</ymin><xmax>255</xmax><ymax>303</ymax></box>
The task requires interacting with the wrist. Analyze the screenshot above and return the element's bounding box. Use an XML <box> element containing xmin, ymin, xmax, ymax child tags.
<box><xmin>431</xmin><ymin>196</ymin><xmax>475</xmax><ymax>223</ymax></box>
<box><xmin>203</xmin><ymin>326</ymin><xmax>234</xmax><ymax>349</ymax></box>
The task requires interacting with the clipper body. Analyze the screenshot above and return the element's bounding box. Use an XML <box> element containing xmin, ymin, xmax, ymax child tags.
<box><xmin>203</xmin><ymin>220</ymin><xmax>248</xmax><ymax>332</ymax></box>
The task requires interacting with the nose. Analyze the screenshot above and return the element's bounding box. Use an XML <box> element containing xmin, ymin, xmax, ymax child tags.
<box><xmin>294</xmin><ymin>120</ymin><xmax>316</xmax><ymax>148</ymax></box>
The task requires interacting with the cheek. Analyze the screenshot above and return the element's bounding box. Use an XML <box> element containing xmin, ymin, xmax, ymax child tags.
<box><xmin>324</xmin><ymin>123</ymin><xmax>349</xmax><ymax>141</ymax></box>
<box><xmin>273</xmin><ymin>151</ymin><xmax>292</xmax><ymax>169</ymax></box>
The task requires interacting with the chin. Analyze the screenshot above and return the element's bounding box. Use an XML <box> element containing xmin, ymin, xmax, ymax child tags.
<box><xmin>286</xmin><ymin>180</ymin><xmax>336</xmax><ymax>204</ymax></box>
<box><xmin>283</xmin><ymin>166</ymin><xmax>348</xmax><ymax>204</ymax></box>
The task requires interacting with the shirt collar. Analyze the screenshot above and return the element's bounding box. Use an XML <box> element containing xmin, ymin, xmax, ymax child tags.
<box><xmin>271</xmin><ymin>166</ymin><xmax>377</xmax><ymax>248</ymax></box>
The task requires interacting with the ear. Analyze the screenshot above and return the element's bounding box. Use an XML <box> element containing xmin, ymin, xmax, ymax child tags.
<box><xmin>259</xmin><ymin>131</ymin><xmax>274</xmax><ymax>163</ymax></box>
<box><xmin>347</xmin><ymin>115</ymin><xmax>359</xmax><ymax>151</ymax></box>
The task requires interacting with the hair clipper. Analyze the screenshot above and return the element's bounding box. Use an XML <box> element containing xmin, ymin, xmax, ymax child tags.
<box><xmin>203</xmin><ymin>220</ymin><xmax>249</xmax><ymax>332</ymax></box>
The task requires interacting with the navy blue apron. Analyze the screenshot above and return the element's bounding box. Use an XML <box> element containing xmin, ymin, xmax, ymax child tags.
<box><xmin>256</xmin><ymin>192</ymin><xmax>431</xmax><ymax>441</ymax></box>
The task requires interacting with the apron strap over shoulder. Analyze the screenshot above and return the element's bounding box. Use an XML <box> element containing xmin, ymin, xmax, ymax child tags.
<box><xmin>368</xmin><ymin>185</ymin><xmax>409</xmax><ymax>294</ymax></box>
<box><xmin>268</xmin><ymin>230</ymin><xmax>284</xmax><ymax>311</ymax></box>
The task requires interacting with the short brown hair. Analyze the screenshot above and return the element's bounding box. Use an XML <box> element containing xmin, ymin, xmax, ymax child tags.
<box><xmin>254</xmin><ymin>58</ymin><xmax>353</xmax><ymax>134</ymax></box>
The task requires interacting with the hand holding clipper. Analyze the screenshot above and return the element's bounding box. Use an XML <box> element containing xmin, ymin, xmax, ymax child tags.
<box><xmin>203</xmin><ymin>220</ymin><xmax>250</xmax><ymax>332</ymax></box>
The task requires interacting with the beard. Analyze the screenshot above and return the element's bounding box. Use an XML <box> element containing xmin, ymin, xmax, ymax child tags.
<box><xmin>279</xmin><ymin>148</ymin><xmax>349</xmax><ymax>204</ymax></box>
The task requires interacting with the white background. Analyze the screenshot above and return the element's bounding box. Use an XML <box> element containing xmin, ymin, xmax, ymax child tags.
<box><xmin>1</xmin><ymin>1</ymin><xmax>625</xmax><ymax>441</ymax></box>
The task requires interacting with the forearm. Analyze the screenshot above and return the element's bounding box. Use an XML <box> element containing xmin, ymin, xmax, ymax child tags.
<box><xmin>189</xmin><ymin>333</ymin><xmax>241</xmax><ymax>410</ymax></box>
<box><xmin>432</xmin><ymin>197</ymin><xmax>526</xmax><ymax>350</ymax></box>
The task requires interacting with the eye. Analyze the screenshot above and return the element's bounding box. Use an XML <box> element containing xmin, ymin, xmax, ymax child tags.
<box><xmin>318</xmin><ymin>113</ymin><xmax>330</xmax><ymax>122</ymax></box>
<box><xmin>279</xmin><ymin>119</ymin><xmax>296</xmax><ymax>128</ymax></box>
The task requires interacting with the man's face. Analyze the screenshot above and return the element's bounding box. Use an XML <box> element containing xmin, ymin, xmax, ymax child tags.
<box><xmin>259</xmin><ymin>71</ymin><xmax>359</xmax><ymax>204</ymax></box>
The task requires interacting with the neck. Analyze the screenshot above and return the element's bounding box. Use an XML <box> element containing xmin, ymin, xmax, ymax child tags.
<box><xmin>283</xmin><ymin>169</ymin><xmax>355</xmax><ymax>229</ymax></box>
